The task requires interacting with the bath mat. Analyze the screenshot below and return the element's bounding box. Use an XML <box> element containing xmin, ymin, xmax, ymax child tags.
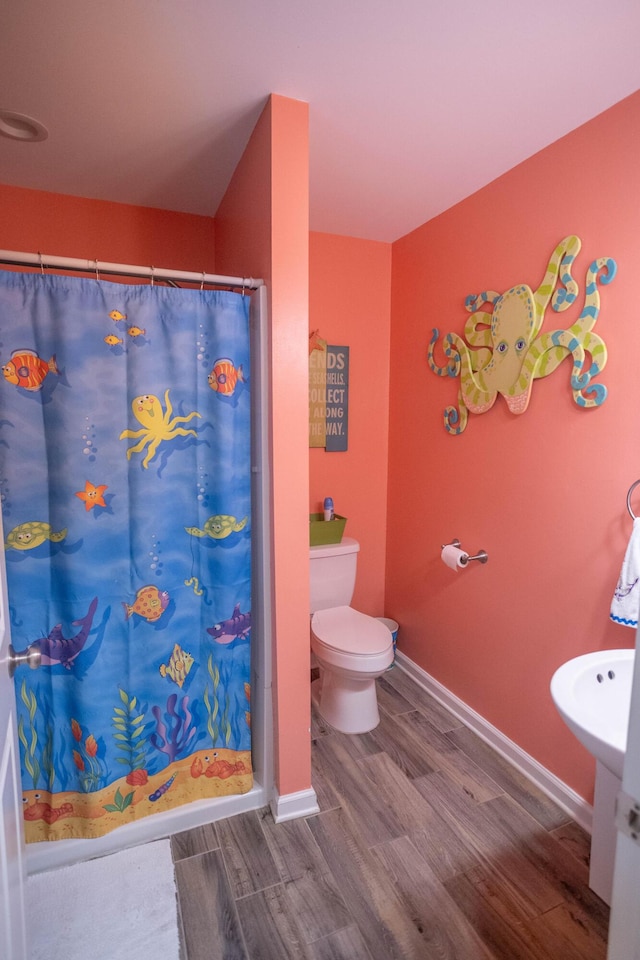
<box><xmin>26</xmin><ymin>838</ymin><xmax>180</xmax><ymax>960</ymax></box>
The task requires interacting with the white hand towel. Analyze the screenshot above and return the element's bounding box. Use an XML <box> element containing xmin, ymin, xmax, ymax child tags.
<box><xmin>610</xmin><ymin>517</ymin><xmax>640</xmax><ymax>628</ymax></box>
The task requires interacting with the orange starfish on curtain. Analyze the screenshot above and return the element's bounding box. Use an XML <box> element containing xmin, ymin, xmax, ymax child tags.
<box><xmin>75</xmin><ymin>480</ymin><xmax>108</xmax><ymax>511</ymax></box>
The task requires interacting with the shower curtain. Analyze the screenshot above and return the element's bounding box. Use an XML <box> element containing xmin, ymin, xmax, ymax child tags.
<box><xmin>0</xmin><ymin>269</ymin><xmax>253</xmax><ymax>842</ymax></box>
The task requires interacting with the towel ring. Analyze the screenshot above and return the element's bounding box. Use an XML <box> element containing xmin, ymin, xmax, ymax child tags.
<box><xmin>627</xmin><ymin>480</ymin><xmax>640</xmax><ymax>519</ymax></box>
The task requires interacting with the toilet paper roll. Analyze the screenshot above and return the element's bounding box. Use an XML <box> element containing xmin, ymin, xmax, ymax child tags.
<box><xmin>441</xmin><ymin>545</ymin><xmax>469</xmax><ymax>571</ymax></box>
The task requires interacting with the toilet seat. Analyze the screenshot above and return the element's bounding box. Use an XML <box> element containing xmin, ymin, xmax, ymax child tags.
<box><xmin>311</xmin><ymin>605</ymin><xmax>391</xmax><ymax>655</ymax></box>
<box><xmin>310</xmin><ymin>605</ymin><xmax>392</xmax><ymax>732</ymax></box>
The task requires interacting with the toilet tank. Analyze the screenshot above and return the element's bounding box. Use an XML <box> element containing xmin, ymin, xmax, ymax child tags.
<box><xmin>309</xmin><ymin>537</ymin><xmax>359</xmax><ymax>613</ymax></box>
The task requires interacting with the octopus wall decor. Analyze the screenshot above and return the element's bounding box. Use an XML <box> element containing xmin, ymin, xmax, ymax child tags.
<box><xmin>427</xmin><ymin>236</ymin><xmax>617</xmax><ymax>435</ymax></box>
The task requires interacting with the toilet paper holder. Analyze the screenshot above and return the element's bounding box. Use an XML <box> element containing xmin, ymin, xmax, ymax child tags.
<box><xmin>441</xmin><ymin>539</ymin><xmax>488</xmax><ymax>565</ymax></box>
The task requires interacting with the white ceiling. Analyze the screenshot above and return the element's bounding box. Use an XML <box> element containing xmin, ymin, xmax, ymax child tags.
<box><xmin>1</xmin><ymin>0</ymin><xmax>639</xmax><ymax>243</ymax></box>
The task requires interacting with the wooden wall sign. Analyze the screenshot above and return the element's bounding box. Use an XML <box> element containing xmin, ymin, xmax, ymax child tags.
<box><xmin>309</xmin><ymin>331</ymin><xmax>350</xmax><ymax>451</ymax></box>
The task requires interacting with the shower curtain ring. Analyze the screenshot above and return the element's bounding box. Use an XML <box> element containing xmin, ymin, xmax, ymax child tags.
<box><xmin>200</xmin><ymin>272</ymin><xmax>206</xmax><ymax>291</ymax></box>
<box><xmin>38</xmin><ymin>252</ymin><xmax>44</xmax><ymax>276</ymax></box>
<box><xmin>94</xmin><ymin>259</ymin><xmax>100</xmax><ymax>282</ymax></box>
<box><xmin>150</xmin><ymin>266</ymin><xmax>155</xmax><ymax>287</ymax></box>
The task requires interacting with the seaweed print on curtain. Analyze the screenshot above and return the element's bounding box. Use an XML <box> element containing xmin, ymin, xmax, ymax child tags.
<box><xmin>0</xmin><ymin>270</ymin><xmax>252</xmax><ymax>842</ymax></box>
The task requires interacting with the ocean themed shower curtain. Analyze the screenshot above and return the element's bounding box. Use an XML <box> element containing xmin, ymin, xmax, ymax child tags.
<box><xmin>0</xmin><ymin>269</ymin><xmax>253</xmax><ymax>842</ymax></box>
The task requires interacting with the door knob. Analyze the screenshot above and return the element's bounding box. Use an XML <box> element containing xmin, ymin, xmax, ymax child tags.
<box><xmin>7</xmin><ymin>643</ymin><xmax>41</xmax><ymax>678</ymax></box>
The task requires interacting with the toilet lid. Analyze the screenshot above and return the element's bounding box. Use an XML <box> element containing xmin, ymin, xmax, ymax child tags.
<box><xmin>311</xmin><ymin>606</ymin><xmax>392</xmax><ymax>656</ymax></box>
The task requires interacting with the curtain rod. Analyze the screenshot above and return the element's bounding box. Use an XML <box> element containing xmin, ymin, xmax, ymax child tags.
<box><xmin>0</xmin><ymin>249</ymin><xmax>263</xmax><ymax>290</ymax></box>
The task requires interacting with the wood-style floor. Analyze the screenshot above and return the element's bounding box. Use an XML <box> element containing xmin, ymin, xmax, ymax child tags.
<box><xmin>171</xmin><ymin>665</ymin><xmax>609</xmax><ymax>959</ymax></box>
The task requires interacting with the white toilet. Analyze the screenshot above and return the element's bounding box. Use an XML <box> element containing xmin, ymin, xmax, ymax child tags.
<box><xmin>310</xmin><ymin>537</ymin><xmax>394</xmax><ymax>734</ymax></box>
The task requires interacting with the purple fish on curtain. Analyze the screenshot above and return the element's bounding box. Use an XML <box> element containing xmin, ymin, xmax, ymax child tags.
<box><xmin>0</xmin><ymin>269</ymin><xmax>252</xmax><ymax>841</ymax></box>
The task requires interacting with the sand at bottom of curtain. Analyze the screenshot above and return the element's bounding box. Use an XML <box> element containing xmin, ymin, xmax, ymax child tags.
<box><xmin>23</xmin><ymin>747</ymin><xmax>253</xmax><ymax>841</ymax></box>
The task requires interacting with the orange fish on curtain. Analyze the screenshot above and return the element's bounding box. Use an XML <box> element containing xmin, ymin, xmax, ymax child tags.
<box><xmin>208</xmin><ymin>358</ymin><xmax>244</xmax><ymax>396</ymax></box>
<box><xmin>2</xmin><ymin>348</ymin><xmax>59</xmax><ymax>391</ymax></box>
<box><xmin>123</xmin><ymin>584</ymin><xmax>170</xmax><ymax>623</ymax></box>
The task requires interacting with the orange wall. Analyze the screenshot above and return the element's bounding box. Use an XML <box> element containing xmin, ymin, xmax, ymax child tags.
<box><xmin>217</xmin><ymin>95</ymin><xmax>311</xmax><ymax>798</ymax></box>
<box><xmin>0</xmin><ymin>184</ymin><xmax>215</xmax><ymax>269</ymax></box>
<box><xmin>309</xmin><ymin>232</ymin><xmax>392</xmax><ymax>616</ymax></box>
<box><xmin>387</xmin><ymin>90</ymin><xmax>640</xmax><ymax>803</ymax></box>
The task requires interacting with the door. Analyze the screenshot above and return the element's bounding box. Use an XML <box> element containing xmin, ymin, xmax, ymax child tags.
<box><xmin>607</xmin><ymin>627</ymin><xmax>640</xmax><ymax>958</ymax></box>
<box><xmin>0</xmin><ymin>509</ymin><xmax>28</xmax><ymax>960</ymax></box>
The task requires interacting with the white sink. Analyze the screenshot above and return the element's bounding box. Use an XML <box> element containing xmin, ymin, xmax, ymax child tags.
<box><xmin>550</xmin><ymin>648</ymin><xmax>634</xmax><ymax>779</ymax></box>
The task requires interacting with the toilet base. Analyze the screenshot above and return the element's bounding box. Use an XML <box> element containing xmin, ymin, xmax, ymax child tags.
<box><xmin>311</xmin><ymin>671</ymin><xmax>381</xmax><ymax>734</ymax></box>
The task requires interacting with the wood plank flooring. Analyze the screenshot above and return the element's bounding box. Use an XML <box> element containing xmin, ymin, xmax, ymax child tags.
<box><xmin>171</xmin><ymin>666</ymin><xmax>609</xmax><ymax>959</ymax></box>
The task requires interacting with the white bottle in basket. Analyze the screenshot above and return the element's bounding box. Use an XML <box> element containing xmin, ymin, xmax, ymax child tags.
<box><xmin>323</xmin><ymin>497</ymin><xmax>334</xmax><ymax>521</ymax></box>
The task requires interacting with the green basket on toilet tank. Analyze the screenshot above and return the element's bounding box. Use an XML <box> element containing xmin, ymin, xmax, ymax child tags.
<box><xmin>309</xmin><ymin>513</ymin><xmax>347</xmax><ymax>547</ymax></box>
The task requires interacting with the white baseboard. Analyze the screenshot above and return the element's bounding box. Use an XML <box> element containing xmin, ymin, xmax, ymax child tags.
<box><xmin>270</xmin><ymin>786</ymin><xmax>320</xmax><ymax>823</ymax></box>
<box><xmin>395</xmin><ymin>651</ymin><xmax>593</xmax><ymax>834</ymax></box>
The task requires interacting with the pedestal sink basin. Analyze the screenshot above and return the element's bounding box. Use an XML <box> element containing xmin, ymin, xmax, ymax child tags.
<box><xmin>550</xmin><ymin>648</ymin><xmax>634</xmax><ymax>779</ymax></box>
<box><xmin>550</xmin><ymin>647</ymin><xmax>635</xmax><ymax>905</ymax></box>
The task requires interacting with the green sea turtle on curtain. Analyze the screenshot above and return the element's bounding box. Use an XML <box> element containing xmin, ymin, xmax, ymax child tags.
<box><xmin>0</xmin><ymin>270</ymin><xmax>253</xmax><ymax>841</ymax></box>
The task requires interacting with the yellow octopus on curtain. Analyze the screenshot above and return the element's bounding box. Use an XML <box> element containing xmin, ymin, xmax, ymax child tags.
<box><xmin>0</xmin><ymin>271</ymin><xmax>253</xmax><ymax>842</ymax></box>
<box><xmin>427</xmin><ymin>236</ymin><xmax>617</xmax><ymax>434</ymax></box>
